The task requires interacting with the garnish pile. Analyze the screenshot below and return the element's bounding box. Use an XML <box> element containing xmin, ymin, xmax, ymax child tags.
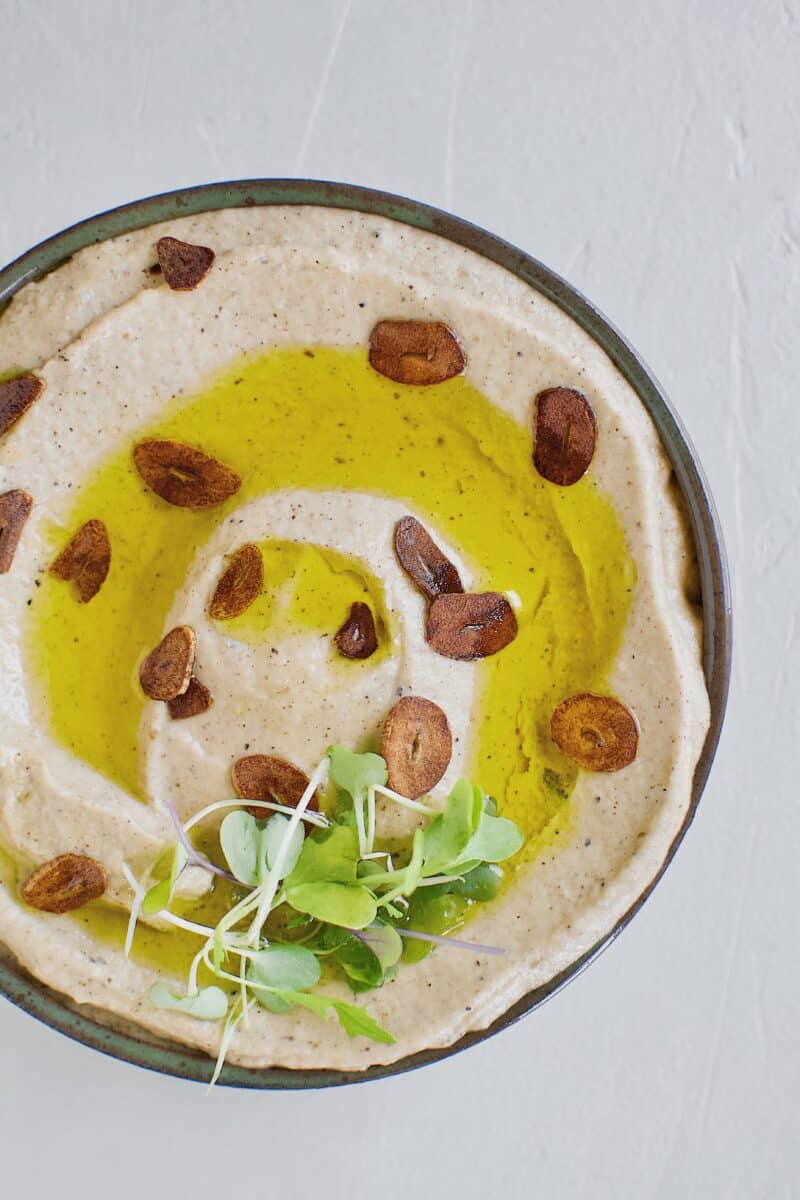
<box><xmin>123</xmin><ymin>745</ymin><xmax>523</xmax><ymax>1083</ymax></box>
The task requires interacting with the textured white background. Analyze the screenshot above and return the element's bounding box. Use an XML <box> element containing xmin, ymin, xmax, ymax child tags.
<box><xmin>1</xmin><ymin>2</ymin><xmax>797</xmax><ymax>1196</ymax></box>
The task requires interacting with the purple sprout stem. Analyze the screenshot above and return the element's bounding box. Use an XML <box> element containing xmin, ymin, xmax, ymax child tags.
<box><xmin>397</xmin><ymin>929</ymin><xmax>506</xmax><ymax>955</ymax></box>
<box><xmin>163</xmin><ymin>795</ymin><xmax>240</xmax><ymax>885</ymax></box>
<box><xmin>352</xmin><ymin>924</ymin><xmax>506</xmax><ymax>956</ymax></box>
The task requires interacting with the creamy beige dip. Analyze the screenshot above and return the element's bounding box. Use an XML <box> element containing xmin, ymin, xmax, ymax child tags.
<box><xmin>0</xmin><ymin>207</ymin><xmax>709</xmax><ymax>1070</ymax></box>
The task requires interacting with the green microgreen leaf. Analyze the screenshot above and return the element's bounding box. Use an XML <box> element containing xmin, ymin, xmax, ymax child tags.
<box><xmin>212</xmin><ymin>923</ymin><xmax>226</xmax><ymax>970</ymax></box>
<box><xmin>422</xmin><ymin>779</ymin><xmax>483</xmax><ymax>876</ymax></box>
<box><xmin>335</xmin><ymin>935</ymin><xmax>384</xmax><ymax>988</ymax></box>
<box><xmin>448</xmin><ymin>863</ymin><xmax>503</xmax><ymax>901</ymax></box>
<box><xmin>142</xmin><ymin>877</ymin><xmax>172</xmax><ymax>916</ymax></box>
<box><xmin>141</xmin><ymin>842</ymin><xmax>187</xmax><ymax>915</ymax></box>
<box><xmin>310</xmin><ymin>924</ymin><xmax>351</xmax><ymax>953</ymax></box>
<box><xmin>286</xmin><ymin>825</ymin><xmax>360</xmax><ymax>887</ymax></box>
<box><xmin>271</xmin><ymin>988</ymin><xmax>333</xmax><ymax>1018</ymax></box>
<box><xmin>331</xmin><ymin>999</ymin><xmax>395</xmax><ymax>1044</ymax></box>
<box><xmin>170</xmin><ymin>842</ymin><xmax>188</xmax><ymax>884</ymax></box>
<box><xmin>247</xmin><ymin>944</ymin><xmax>320</xmax><ymax>992</ymax></box>
<box><xmin>356</xmin><ymin>859</ymin><xmax>385</xmax><ymax>880</ymax></box>
<box><xmin>419</xmin><ymin>782</ymin><xmax>521</xmax><ymax>877</ymax></box>
<box><xmin>220</xmin><ymin>810</ymin><xmax>261</xmax><ymax>885</ymax></box>
<box><xmin>148</xmin><ymin>982</ymin><xmax>229</xmax><ymax>1021</ymax></box>
<box><xmin>285</xmin><ymin>912</ymin><xmax>316</xmax><ymax>930</ymax></box>
<box><xmin>457</xmin><ymin>811</ymin><xmax>523</xmax><ymax>865</ymax></box>
<box><xmin>244</xmin><ymin>944</ymin><xmax>321</xmax><ymax>1014</ymax></box>
<box><xmin>359</xmin><ymin>923</ymin><xmax>403</xmax><ymax>970</ymax></box>
<box><xmin>267</xmin><ymin>988</ymin><xmax>395</xmax><ymax>1044</ymax></box>
<box><xmin>328</xmin><ymin>745</ymin><xmax>388</xmax><ymax>797</ymax></box>
<box><xmin>263</xmin><ymin>813</ymin><xmax>305</xmax><ymax>879</ymax></box>
<box><xmin>370</xmin><ymin>829</ymin><xmax>426</xmax><ymax>906</ymax></box>
<box><xmin>255</xmin><ymin>990</ymin><xmax>293</xmax><ymax>1014</ymax></box>
<box><xmin>399</xmin><ymin>891</ymin><xmax>469</xmax><ymax>962</ymax></box>
<box><xmin>286</xmin><ymin>881</ymin><xmax>378</xmax><ymax>929</ymax></box>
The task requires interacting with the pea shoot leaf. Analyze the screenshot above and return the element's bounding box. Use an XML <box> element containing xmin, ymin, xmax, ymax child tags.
<box><xmin>286</xmin><ymin>881</ymin><xmax>378</xmax><ymax>929</ymax></box>
<box><xmin>313</xmin><ymin>924</ymin><xmax>351</xmax><ymax>953</ymax></box>
<box><xmin>285</xmin><ymin>911</ymin><xmax>316</xmax><ymax>930</ymax></box>
<box><xmin>332</xmin><ymin>999</ymin><xmax>395</xmax><ymax>1044</ymax></box>
<box><xmin>142</xmin><ymin>877</ymin><xmax>172</xmax><ymax>916</ymax></box>
<box><xmin>141</xmin><ymin>842</ymin><xmax>187</xmax><ymax>914</ymax></box>
<box><xmin>328</xmin><ymin>745</ymin><xmax>387</xmax><ymax>797</ymax></box>
<box><xmin>369</xmin><ymin>830</ymin><xmax>426</xmax><ymax>903</ymax></box>
<box><xmin>247</xmin><ymin>945</ymin><xmax>320</xmax><ymax>992</ymax></box>
<box><xmin>457</xmin><ymin>811</ymin><xmax>523</xmax><ymax>865</ymax></box>
<box><xmin>419</xmin><ymin>781</ymin><xmax>521</xmax><ymax>877</ymax></box>
<box><xmin>422</xmin><ymin>779</ymin><xmax>483</xmax><ymax>875</ymax></box>
<box><xmin>256</xmin><ymin>991</ymin><xmax>293</xmax><ymax>1014</ymax></box>
<box><xmin>286</xmin><ymin>825</ymin><xmax>360</xmax><ymax>888</ymax></box>
<box><xmin>220</xmin><ymin>810</ymin><xmax>261</xmax><ymax>885</ymax></box>
<box><xmin>263</xmin><ymin>813</ymin><xmax>305</xmax><ymax>879</ymax></box>
<box><xmin>148</xmin><ymin>982</ymin><xmax>229</xmax><ymax>1020</ymax></box>
<box><xmin>357</xmin><ymin>859</ymin><xmax>385</xmax><ymax>880</ymax></box>
<box><xmin>335</xmin><ymin>935</ymin><xmax>384</xmax><ymax>988</ymax></box>
<box><xmin>268</xmin><ymin>988</ymin><xmax>395</xmax><ymax>1044</ymax></box>
<box><xmin>449</xmin><ymin>863</ymin><xmax>503</xmax><ymax>901</ymax></box>
<box><xmin>247</xmin><ymin>944</ymin><xmax>321</xmax><ymax>1014</ymax></box>
<box><xmin>359</xmin><ymin>923</ymin><xmax>403</xmax><ymax>970</ymax></box>
<box><xmin>271</xmin><ymin>988</ymin><xmax>332</xmax><ymax>1017</ymax></box>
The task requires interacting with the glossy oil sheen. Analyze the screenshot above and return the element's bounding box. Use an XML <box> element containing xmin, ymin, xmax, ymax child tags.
<box><xmin>225</xmin><ymin>537</ymin><xmax>392</xmax><ymax>666</ymax></box>
<box><xmin>27</xmin><ymin>347</ymin><xmax>633</xmax><ymax>862</ymax></box>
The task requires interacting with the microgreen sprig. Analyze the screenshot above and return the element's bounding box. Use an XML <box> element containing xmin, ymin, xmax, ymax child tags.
<box><xmin>124</xmin><ymin>742</ymin><xmax>523</xmax><ymax>1084</ymax></box>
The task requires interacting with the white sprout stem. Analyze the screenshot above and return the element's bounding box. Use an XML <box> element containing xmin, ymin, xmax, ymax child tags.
<box><xmin>201</xmin><ymin>945</ymin><xmax>253</xmax><ymax>985</ymax></box>
<box><xmin>163</xmin><ymin>796</ymin><xmax>237</xmax><ymax>882</ymax></box>
<box><xmin>212</xmin><ymin>870</ymin><xmax>293</xmax><ymax>946</ymax></box>
<box><xmin>187</xmin><ymin>945</ymin><xmax>207</xmax><ymax>996</ymax></box>
<box><xmin>359</xmin><ymin>856</ymin><xmax>444</xmax><ymax>892</ymax></box>
<box><xmin>213</xmin><ymin>885</ymin><xmax>265</xmax><ymax>943</ymax></box>
<box><xmin>239</xmin><ymin>953</ymin><xmax>250</xmax><ymax>1030</ymax></box>
<box><xmin>121</xmin><ymin>862</ymin><xmax>147</xmax><ymax>958</ymax></box>
<box><xmin>123</xmin><ymin>861</ymin><xmax>223</xmax><ymax>953</ymax></box>
<box><xmin>209</xmin><ymin>998</ymin><xmax>247</xmax><ymax>1090</ymax></box>
<box><xmin>184</xmin><ymin>796</ymin><xmax>329</xmax><ymax>834</ymax></box>
<box><xmin>354</xmin><ymin>788</ymin><xmax>367</xmax><ymax>859</ymax></box>
<box><xmin>153</xmin><ymin>909</ymin><xmax>218</xmax><ymax>938</ymax></box>
<box><xmin>367</xmin><ymin>786</ymin><xmax>377</xmax><ymax>854</ymax></box>
<box><xmin>224</xmin><ymin>942</ymin><xmax>262</xmax><ymax>960</ymax></box>
<box><xmin>247</xmin><ymin>757</ymin><xmax>330</xmax><ymax>945</ymax></box>
<box><xmin>373</xmin><ymin>785</ymin><xmax>437</xmax><ymax>815</ymax></box>
<box><xmin>362</xmin><ymin>851</ymin><xmax>391</xmax><ymax>861</ymax></box>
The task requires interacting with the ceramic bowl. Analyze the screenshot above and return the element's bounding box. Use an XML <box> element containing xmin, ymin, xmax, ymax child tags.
<box><xmin>0</xmin><ymin>181</ymin><xmax>732</xmax><ymax>1088</ymax></box>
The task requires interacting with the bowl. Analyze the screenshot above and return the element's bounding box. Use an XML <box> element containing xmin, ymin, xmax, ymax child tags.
<box><xmin>0</xmin><ymin>180</ymin><xmax>732</xmax><ymax>1088</ymax></box>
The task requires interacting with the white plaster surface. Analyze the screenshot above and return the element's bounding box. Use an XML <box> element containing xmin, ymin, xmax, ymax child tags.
<box><xmin>0</xmin><ymin>1</ymin><xmax>796</xmax><ymax>1196</ymax></box>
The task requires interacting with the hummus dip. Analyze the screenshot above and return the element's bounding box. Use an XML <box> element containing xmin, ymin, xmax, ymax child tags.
<box><xmin>0</xmin><ymin>206</ymin><xmax>709</xmax><ymax>1071</ymax></box>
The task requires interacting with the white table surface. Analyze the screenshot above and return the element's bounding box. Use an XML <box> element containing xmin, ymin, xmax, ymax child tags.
<box><xmin>1</xmin><ymin>2</ymin><xmax>796</xmax><ymax>1195</ymax></box>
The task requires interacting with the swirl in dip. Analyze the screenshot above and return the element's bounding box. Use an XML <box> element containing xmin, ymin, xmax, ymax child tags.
<box><xmin>0</xmin><ymin>207</ymin><xmax>708</xmax><ymax>1071</ymax></box>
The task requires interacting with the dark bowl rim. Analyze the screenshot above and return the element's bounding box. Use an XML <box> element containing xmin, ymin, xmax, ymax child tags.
<box><xmin>0</xmin><ymin>178</ymin><xmax>732</xmax><ymax>1089</ymax></box>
